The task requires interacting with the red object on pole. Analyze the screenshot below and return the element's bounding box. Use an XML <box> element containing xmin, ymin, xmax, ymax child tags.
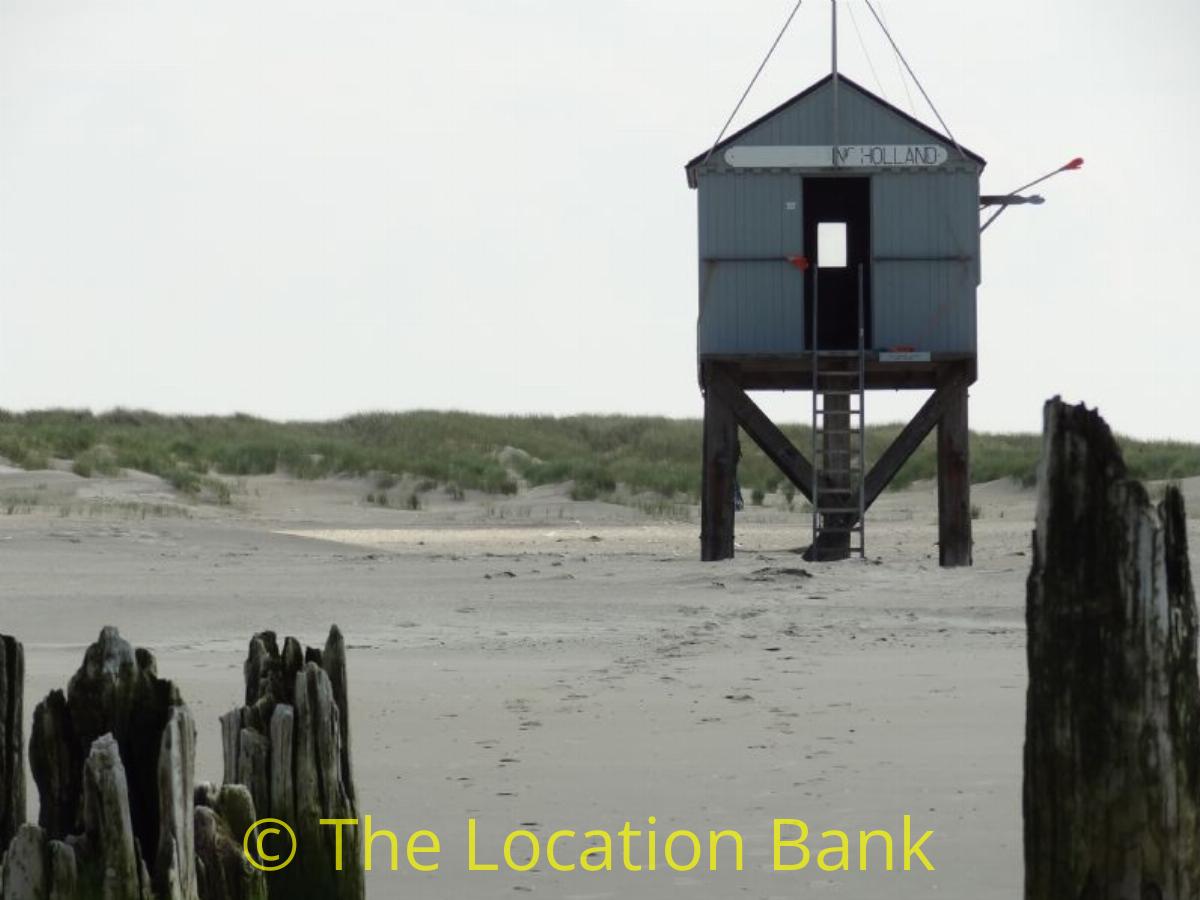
<box><xmin>982</xmin><ymin>155</ymin><xmax>1085</xmax><ymax>234</ymax></box>
<box><xmin>788</xmin><ymin>255</ymin><xmax>810</xmax><ymax>271</ymax></box>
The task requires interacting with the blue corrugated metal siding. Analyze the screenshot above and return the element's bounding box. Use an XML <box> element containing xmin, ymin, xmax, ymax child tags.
<box><xmin>698</xmin><ymin>172</ymin><xmax>805</xmax><ymax>354</ymax></box>
<box><xmin>695</xmin><ymin>78</ymin><xmax>981</xmax><ymax>357</ymax></box>
<box><xmin>871</xmin><ymin>172</ymin><xmax>978</xmax><ymax>352</ymax></box>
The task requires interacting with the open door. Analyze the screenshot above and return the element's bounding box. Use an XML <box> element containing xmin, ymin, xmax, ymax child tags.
<box><xmin>803</xmin><ymin>177</ymin><xmax>871</xmax><ymax>350</ymax></box>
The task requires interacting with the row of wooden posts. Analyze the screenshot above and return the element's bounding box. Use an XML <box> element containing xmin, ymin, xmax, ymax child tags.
<box><xmin>0</xmin><ymin>624</ymin><xmax>364</xmax><ymax>900</ymax></box>
<box><xmin>0</xmin><ymin>398</ymin><xmax>1195</xmax><ymax>898</ymax></box>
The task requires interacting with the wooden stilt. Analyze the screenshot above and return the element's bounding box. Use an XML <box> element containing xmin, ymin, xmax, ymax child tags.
<box><xmin>701</xmin><ymin>371</ymin><xmax>736</xmax><ymax>561</ymax></box>
<box><xmin>937</xmin><ymin>376</ymin><xmax>972</xmax><ymax>567</ymax></box>
<box><xmin>706</xmin><ymin>367</ymin><xmax>812</xmax><ymax>501</ymax></box>
<box><xmin>697</xmin><ymin>357</ymin><xmax>975</xmax><ymax>562</ymax></box>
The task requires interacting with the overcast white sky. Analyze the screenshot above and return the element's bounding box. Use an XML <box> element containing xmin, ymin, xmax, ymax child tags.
<box><xmin>2</xmin><ymin>1</ymin><xmax>1198</xmax><ymax>438</ymax></box>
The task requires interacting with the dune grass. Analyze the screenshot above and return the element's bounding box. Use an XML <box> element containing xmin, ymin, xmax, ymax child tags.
<box><xmin>0</xmin><ymin>408</ymin><xmax>1197</xmax><ymax>506</ymax></box>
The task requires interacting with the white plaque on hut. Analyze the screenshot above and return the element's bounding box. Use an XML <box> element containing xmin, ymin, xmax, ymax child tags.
<box><xmin>725</xmin><ymin>144</ymin><xmax>948</xmax><ymax>169</ymax></box>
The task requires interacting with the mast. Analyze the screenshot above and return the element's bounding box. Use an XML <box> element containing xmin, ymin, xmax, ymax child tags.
<box><xmin>831</xmin><ymin>0</ymin><xmax>840</xmax><ymax>164</ymax></box>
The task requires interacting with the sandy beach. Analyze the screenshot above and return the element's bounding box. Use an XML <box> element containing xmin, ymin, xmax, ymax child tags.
<box><xmin>2</xmin><ymin>466</ymin><xmax>1196</xmax><ymax>898</ymax></box>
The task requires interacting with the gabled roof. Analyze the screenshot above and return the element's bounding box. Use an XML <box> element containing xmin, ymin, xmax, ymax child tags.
<box><xmin>685</xmin><ymin>73</ymin><xmax>986</xmax><ymax>186</ymax></box>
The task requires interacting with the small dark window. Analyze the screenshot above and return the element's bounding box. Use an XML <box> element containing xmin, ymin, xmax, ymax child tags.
<box><xmin>817</xmin><ymin>222</ymin><xmax>847</xmax><ymax>268</ymax></box>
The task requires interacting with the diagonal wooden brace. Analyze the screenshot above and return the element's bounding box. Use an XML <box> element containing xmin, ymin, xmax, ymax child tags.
<box><xmin>704</xmin><ymin>363</ymin><xmax>970</xmax><ymax>566</ymax></box>
<box><xmin>706</xmin><ymin>366</ymin><xmax>813</xmax><ymax>502</ymax></box>
<box><xmin>863</xmin><ymin>370</ymin><xmax>971</xmax><ymax>512</ymax></box>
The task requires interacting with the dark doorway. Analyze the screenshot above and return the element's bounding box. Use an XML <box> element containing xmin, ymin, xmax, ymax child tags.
<box><xmin>803</xmin><ymin>177</ymin><xmax>871</xmax><ymax>350</ymax></box>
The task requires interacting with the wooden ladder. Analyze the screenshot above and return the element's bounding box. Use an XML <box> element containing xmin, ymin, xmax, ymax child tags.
<box><xmin>809</xmin><ymin>265</ymin><xmax>867</xmax><ymax>559</ymax></box>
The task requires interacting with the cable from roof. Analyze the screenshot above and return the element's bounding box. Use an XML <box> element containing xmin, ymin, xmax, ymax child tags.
<box><xmin>862</xmin><ymin>0</ymin><xmax>965</xmax><ymax>159</ymax></box>
<box><xmin>873</xmin><ymin>0</ymin><xmax>916</xmax><ymax>114</ymax></box>
<box><xmin>702</xmin><ymin>0</ymin><xmax>805</xmax><ymax>166</ymax></box>
<box><xmin>845</xmin><ymin>1</ymin><xmax>887</xmax><ymax>99</ymax></box>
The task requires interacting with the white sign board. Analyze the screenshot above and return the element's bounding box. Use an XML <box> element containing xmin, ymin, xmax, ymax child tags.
<box><xmin>725</xmin><ymin>145</ymin><xmax>948</xmax><ymax>169</ymax></box>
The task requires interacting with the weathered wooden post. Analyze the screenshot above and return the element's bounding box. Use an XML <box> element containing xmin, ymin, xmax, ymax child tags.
<box><xmin>30</xmin><ymin>626</ymin><xmax>199</xmax><ymax>899</ymax></box>
<box><xmin>0</xmin><ymin>627</ymin><xmax>202</xmax><ymax>899</ymax></box>
<box><xmin>1</xmin><ymin>627</ymin><xmax>264</xmax><ymax>900</ymax></box>
<box><xmin>1024</xmin><ymin>398</ymin><xmax>1200</xmax><ymax>899</ymax></box>
<box><xmin>937</xmin><ymin>377</ymin><xmax>972</xmax><ymax>566</ymax></box>
<box><xmin>700</xmin><ymin>378</ymin><xmax>737</xmax><ymax>561</ymax></box>
<box><xmin>220</xmin><ymin>626</ymin><xmax>363</xmax><ymax>900</ymax></box>
<box><xmin>194</xmin><ymin>783</ymin><xmax>267</xmax><ymax>900</ymax></box>
<box><xmin>0</xmin><ymin>635</ymin><xmax>24</xmax><ymax>856</ymax></box>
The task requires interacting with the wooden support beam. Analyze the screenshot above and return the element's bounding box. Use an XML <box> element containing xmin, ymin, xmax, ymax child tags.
<box><xmin>707</xmin><ymin>368</ymin><xmax>813</xmax><ymax>501</ymax></box>
<box><xmin>937</xmin><ymin>378</ymin><xmax>972</xmax><ymax>566</ymax></box>
<box><xmin>700</xmin><ymin>379</ymin><xmax>737</xmax><ymax>561</ymax></box>
<box><xmin>863</xmin><ymin>371</ymin><xmax>968</xmax><ymax>510</ymax></box>
<box><xmin>699</xmin><ymin>353</ymin><xmax>978</xmax><ymax>393</ymax></box>
<box><xmin>700</xmin><ymin>361</ymin><xmax>973</xmax><ymax>564</ymax></box>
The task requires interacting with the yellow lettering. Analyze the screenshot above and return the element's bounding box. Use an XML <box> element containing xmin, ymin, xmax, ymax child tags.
<box><xmin>618</xmin><ymin>822</ymin><xmax>642</xmax><ymax>872</ymax></box>
<box><xmin>254</xmin><ymin>827</ymin><xmax>280</xmax><ymax>863</ymax></box>
<box><xmin>773</xmin><ymin>819</ymin><xmax>810</xmax><ymax>871</ymax></box>
<box><xmin>319</xmin><ymin>819</ymin><xmax>358</xmax><ymax>872</ymax></box>
<box><xmin>546</xmin><ymin>830</ymin><xmax>576</xmax><ymax>872</ymax></box>
<box><xmin>363</xmin><ymin>816</ymin><xmax>397</xmax><ymax>872</ymax></box>
<box><xmin>818</xmin><ymin>830</ymin><xmax>850</xmax><ymax>871</ymax></box>
<box><xmin>903</xmin><ymin>816</ymin><xmax>935</xmax><ymax>871</ymax></box>
<box><xmin>665</xmin><ymin>831</ymin><xmax>701</xmax><ymax>872</ymax></box>
<box><xmin>646</xmin><ymin>817</ymin><xmax>657</xmax><ymax>872</ymax></box>
<box><xmin>580</xmin><ymin>831</ymin><xmax>612</xmax><ymax>872</ymax></box>
<box><xmin>859</xmin><ymin>829</ymin><xmax>894</xmax><ymax>871</ymax></box>
<box><xmin>503</xmin><ymin>830</ymin><xmax>540</xmax><ymax>873</ymax></box>
<box><xmin>467</xmin><ymin>819</ymin><xmax>498</xmax><ymax>871</ymax></box>
<box><xmin>708</xmin><ymin>830</ymin><xmax>743</xmax><ymax>871</ymax></box>
<box><xmin>407</xmin><ymin>830</ymin><xmax>440</xmax><ymax>872</ymax></box>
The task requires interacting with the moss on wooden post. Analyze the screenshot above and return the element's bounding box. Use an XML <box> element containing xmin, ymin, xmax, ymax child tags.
<box><xmin>194</xmin><ymin>784</ymin><xmax>267</xmax><ymax>900</ymax></box>
<box><xmin>221</xmin><ymin>627</ymin><xmax>362</xmax><ymax>900</ymax></box>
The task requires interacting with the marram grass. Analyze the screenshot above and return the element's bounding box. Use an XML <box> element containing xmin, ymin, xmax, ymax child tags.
<box><xmin>0</xmin><ymin>408</ymin><xmax>1196</xmax><ymax>504</ymax></box>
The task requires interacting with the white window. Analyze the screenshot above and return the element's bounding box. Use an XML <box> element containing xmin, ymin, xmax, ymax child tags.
<box><xmin>817</xmin><ymin>222</ymin><xmax>847</xmax><ymax>268</ymax></box>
